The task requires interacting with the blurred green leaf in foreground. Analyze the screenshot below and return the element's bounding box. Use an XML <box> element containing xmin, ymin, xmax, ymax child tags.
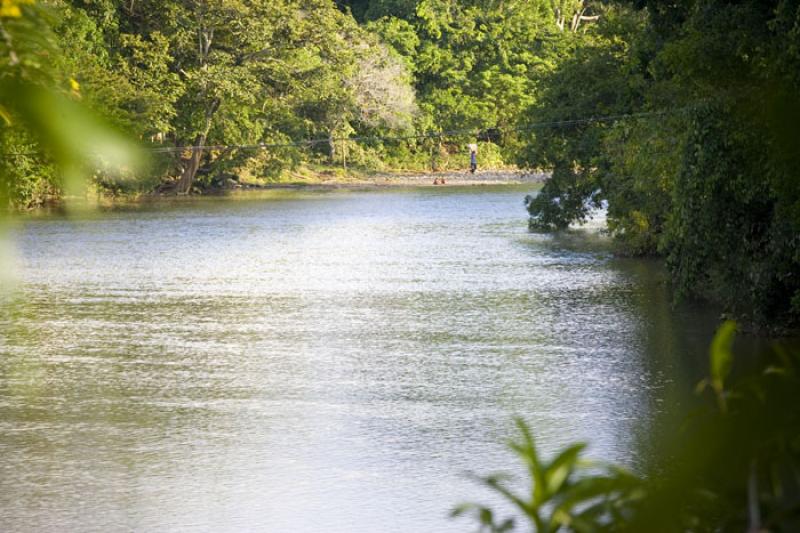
<box><xmin>0</xmin><ymin>0</ymin><xmax>140</xmax><ymax>208</ymax></box>
<box><xmin>0</xmin><ymin>0</ymin><xmax>140</xmax><ymax>292</ymax></box>
<box><xmin>456</xmin><ymin>321</ymin><xmax>800</xmax><ymax>531</ymax></box>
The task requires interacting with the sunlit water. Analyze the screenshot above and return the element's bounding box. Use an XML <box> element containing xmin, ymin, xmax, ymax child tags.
<box><xmin>0</xmin><ymin>186</ymin><xmax>718</xmax><ymax>532</ymax></box>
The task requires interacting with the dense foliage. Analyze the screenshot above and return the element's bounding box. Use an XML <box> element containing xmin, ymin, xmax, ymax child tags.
<box><xmin>522</xmin><ymin>0</ymin><xmax>800</xmax><ymax>330</ymax></box>
<box><xmin>1</xmin><ymin>0</ymin><xmax>421</xmax><ymax>200</ymax></box>
<box><xmin>2</xmin><ymin>0</ymin><xmax>799</xmax><ymax>327</ymax></box>
<box><xmin>1</xmin><ymin>0</ymin><xmax>596</xmax><ymax>203</ymax></box>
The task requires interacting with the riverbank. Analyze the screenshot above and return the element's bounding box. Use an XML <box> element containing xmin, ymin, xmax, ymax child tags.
<box><xmin>10</xmin><ymin>169</ymin><xmax>546</xmax><ymax>214</ymax></box>
<box><xmin>207</xmin><ymin>168</ymin><xmax>549</xmax><ymax>193</ymax></box>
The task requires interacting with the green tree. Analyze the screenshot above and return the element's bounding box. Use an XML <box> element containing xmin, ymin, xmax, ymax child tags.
<box><xmin>521</xmin><ymin>0</ymin><xmax>800</xmax><ymax>329</ymax></box>
<box><xmin>521</xmin><ymin>5</ymin><xmax>648</xmax><ymax>229</ymax></box>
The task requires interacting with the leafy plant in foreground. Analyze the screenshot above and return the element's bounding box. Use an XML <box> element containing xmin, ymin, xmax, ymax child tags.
<box><xmin>452</xmin><ymin>420</ymin><xmax>642</xmax><ymax>532</ymax></box>
<box><xmin>456</xmin><ymin>321</ymin><xmax>800</xmax><ymax>531</ymax></box>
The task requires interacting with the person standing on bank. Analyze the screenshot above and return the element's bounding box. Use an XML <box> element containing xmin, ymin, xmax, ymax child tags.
<box><xmin>468</xmin><ymin>143</ymin><xmax>478</xmax><ymax>174</ymax></box>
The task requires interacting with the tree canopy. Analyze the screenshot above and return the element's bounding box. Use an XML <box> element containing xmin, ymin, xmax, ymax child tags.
<box><xmin>520</xmin><ymin>0</ymin><xmax>800</xmax><ymax>329</ymax></box>
<box><xmin>1</xmin><ymin>0</ymin><xmax>798</xmax><ymax>329</ymax></box>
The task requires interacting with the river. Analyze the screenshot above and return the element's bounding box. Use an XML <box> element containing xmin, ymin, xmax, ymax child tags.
<box><xmin>0</xmin><ymin>186</ymin><xmax>718</xmax><ymax>532</ymax></box>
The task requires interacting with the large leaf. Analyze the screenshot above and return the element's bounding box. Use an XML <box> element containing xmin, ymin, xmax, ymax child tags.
<box><xmin>545</xmin><ymin>443</ymin><xmax>587</xmax><ymax>496</ymax></box>
<box><xmin>710</xmin><ymin>320</ymin><xmax>736</xmax><ymax>410</ymax></box>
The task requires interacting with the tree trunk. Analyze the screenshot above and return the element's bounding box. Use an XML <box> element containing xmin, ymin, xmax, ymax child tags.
<box><xmin>175</xmin><ymin>97</ymin><xmax>220</xmax><ymax>195</ymax></box>
<box><xmin>328</xmin><ymin>131</ymin><xmax>336</xmax><ymax>164</ymax></box>
<box><xmin>175</xmin><ymin>133</ymin><xmax>205</xmax><ymax>194</ymax></box>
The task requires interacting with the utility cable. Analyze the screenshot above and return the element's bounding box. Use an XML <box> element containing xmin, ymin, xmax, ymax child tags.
<box><xmin>2</xmin><ymin>108</ymin><xmax>674</xmax><ymax>158</ymax></box>
<box><xmin>147</xmin><ymin>109</ymin><xmax>670</xmax><ymax>154</ymax></box>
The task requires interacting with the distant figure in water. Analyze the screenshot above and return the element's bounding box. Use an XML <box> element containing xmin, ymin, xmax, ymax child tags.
<box><xmin>433</xmin><ymin>176</ymin><xmax>447</xmax><ymax>185</ymax></box>
<box><xmin>468</xmin><ymin>143</ymin><xmax>478</xmax><ymax>174</ymax></box>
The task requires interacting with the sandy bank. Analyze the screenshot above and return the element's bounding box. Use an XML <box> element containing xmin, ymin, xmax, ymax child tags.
<box><xmin>234</xmin><ymin>169</ymin><xmax>548</xmax><ymax>191</ymax></box>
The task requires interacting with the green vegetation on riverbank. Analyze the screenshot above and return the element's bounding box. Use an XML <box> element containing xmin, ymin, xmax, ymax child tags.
<box><xmin>0</xmin><ymin>0</ymin><xmax>520</xmax><ymax>205</ymax></box>
<box><xmin>1</xmin><ymin>0</ymin><xmax>799</xmax><ymax>328</ymax></box>
<box><xmin>520</xmin><ymin>0</ymin><xmax>800</xmax><ymax>331</ymax></box>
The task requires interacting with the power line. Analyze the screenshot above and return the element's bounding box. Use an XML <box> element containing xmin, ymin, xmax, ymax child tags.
<box><xmin>2</xmin><ymin>108</ymin><xmax>672</xmax><ymax>158</ymax></box>
<box><xmin>148</xmin><ymin>109</ymin><xmax>670</xmax><ymax>154</ymax></box>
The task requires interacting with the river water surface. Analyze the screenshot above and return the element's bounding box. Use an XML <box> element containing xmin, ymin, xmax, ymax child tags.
<box><xmin>1</xmin><ymin>186</ymin><xmax>717</xmax><ymax>532</ymax></box>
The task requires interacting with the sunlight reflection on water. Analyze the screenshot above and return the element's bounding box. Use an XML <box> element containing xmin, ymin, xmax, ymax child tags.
<box><xmin>0</xmin><ymin>187</ymin><xmax>717</xmax><ymax>532</ymax></box>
